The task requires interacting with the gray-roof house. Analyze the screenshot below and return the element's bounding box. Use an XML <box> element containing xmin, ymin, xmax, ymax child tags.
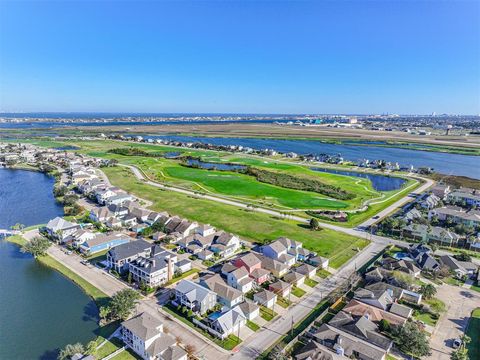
<box><xmin>207</xmin><ymin>307</ymin><xmax>246</xmax><ymax>339</ymax></box>
<box><xmin>312</xmin><ymin>323</ymin><xmax>388</xmax><ymax>360</ymax></box>
<box><xmin>45</xmin><ymin>217</ymin><xmax>81</xmax><ymax>242</ymax></box>
<box><xmin>201</xmin><ymin>274</ymin><xmax>244</xmax><ymax>308</ymax></box>
<box><xmin>107</xmin><ymin>239</ymin><xmax>152</xmax><ymax>274</ymax></box>
<box><xmin>174</xmin><ymin>280</ymin><xmax>217</xmax><ymax>315</ymax></box>
<box><xmin>440</xmin><ymin>255</ymin><xmax>478</xmax><ymax>278</ymax></box>
<box><xmin>121</xmin><ymin>312</ymin><xmax>187</xmax><ymax>360</ymax></box>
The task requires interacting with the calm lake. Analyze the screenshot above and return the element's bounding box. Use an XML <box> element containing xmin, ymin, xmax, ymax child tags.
<box><xmin>0</xmin><ymin>168</ymin><xmax>98</xmax><ymax>360</ymax></box>
<box><xmin>144</xmin><ymin>135</ymin><xmax>480</xmax><ymax>179</ymax></box>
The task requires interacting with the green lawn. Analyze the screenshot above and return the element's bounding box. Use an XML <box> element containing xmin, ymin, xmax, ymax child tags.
<box><xmin>413</xmin><ymin>310</ymin><xmax>438</xmax><ymax>326</ymax></box>
<box><xmin>260</xmin><ymin>306</ymin><xmax>276</xmax><ymax>321</ymax></box>
<box><xmin>96</xmin><ymin>337</ymin><xmax>124</xmax><ymax>359</ymax></box>
<box><xmin>165</xmin><ymin>268</ymin><xmax>200</xmax><ymax>286</ymax></box>
<box><xmin>110</xmin><ymin>349</ymin><xmax>141</xmax><ymax>360</ymax></box>
<box><xmin>466</xmin><ymin>308</ymin><xmax>480</xmax><ymax>360</ymax></box>
<box><xmin>304</xmin><ymin>278</ymin><xmax>319</xmax><ymax>287</ymax></box>
<box><xmin>316</xmin><ymin>269</ymin><xmax>331</xmax><ymax>278</ymax></box>
<box><xmin>292</xmin><ymin>286</ymin><xmax>306</xmax><ymax>298</ymax></box>
<box><xmin>471</xmin><ymin>284</ymin><xmax>480</xmax><ymax>293</ymax></box>
<box><xmin>102</xmin><ymin>166</ymin><xmax>367</xmax><ymax>267</ymax></box>
<box><xmin>246</xmin><ymin>320</ymin><xmax>260</xmax><ymax>332</ymax></box>
<box><xmin>276</xmin><ymin>297</ymin><xmax>291</xmax><ymax>308</ymax></box>
<box><xmin>424</xmin><ymin>298</ymin><xmax>446</xmax><ymax>313</ymax></box>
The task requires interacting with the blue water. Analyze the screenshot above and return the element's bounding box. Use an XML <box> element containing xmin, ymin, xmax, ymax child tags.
<box><xmin>0</xmin><ymin>168</ymin><xmax>64</xmax><ymax>228</ymax></box>
<box><xmin>0</xmin><ymin>168</ymin><xmax>98</xmax><ymax>360</ymax></box>
<box><xmin>393</xmin><ymin>252</ymin><xmax>414</xmax><ymax>261</ymax></box>
<box><xmin>313</xmin><ymin>168</ymin><xmax>406</xmax><ymax>191</ymax></box>
<box><xmin>208</xmin><ymin>311</ymin><xmax>223</xmax><ymax>320</ymax></box>
<box><xmin>163</xmin><ymin>151</ymin><xmax>182</xmax><ymax>159</ymax></box>
<box><xmin>186</xmin><ymin>158</ymin><xmax>247</xmax><ymax>171</ymax></box>
<box><xmin>142</xmin><ymin>135</ymin><xmax>480</xmax><ymax>179</ymax></box>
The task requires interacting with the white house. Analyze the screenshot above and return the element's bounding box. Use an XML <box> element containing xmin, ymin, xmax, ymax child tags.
<box><xmin>227</xmin><ymin>267</ymin><xmax>254</xmax><ymax>293</ymax></box>
<box><xmin>45</xmin><ymin>217</ymin><xmax>81</xmax><ymax>242</ymax></box>
<box><xmin>121</xmin><ymin>312</ymin><xmax>187</xmax><ymax>360</ymax></box>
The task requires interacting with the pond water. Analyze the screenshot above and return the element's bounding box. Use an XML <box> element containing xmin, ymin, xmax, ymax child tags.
<box><xmin>186</xmin><ymin>158</ymin><xmax>247</xmax><ymax>171</ymax></box>
<box><xmin>313</xmin><ymin>168</ymin><xmax>406</xmax><ymax>191</ymax></box>
<box><xmin>0</xmin><ymin>168</ymin><xmax>98</xmax><ymax>360</ymax></box>
<box><xmin>163</xmin><ymin>151</ymin><xmax>182</xmax><ymax>159</ymax></box>
<box><xmin>144</xmin><ymin>135</ymin><xmax>480</xmax><ymax>179</ymax></box>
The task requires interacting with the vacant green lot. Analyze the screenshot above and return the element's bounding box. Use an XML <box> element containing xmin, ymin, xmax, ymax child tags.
<box><xmin>466</xmin><ymin>308</ymin><xmax>480</xmax><ymax>360</ymax></box>
<box><xmin>103</xmin><ymin>166</ymin><xmax>367</xmax><ymax>267</ymax></box>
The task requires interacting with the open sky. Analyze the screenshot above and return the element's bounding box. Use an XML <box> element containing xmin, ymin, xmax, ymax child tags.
<box><xmin>0</xmin><ymin>1</ymin><xmax>479</xmax><ymax>114</ymax></box>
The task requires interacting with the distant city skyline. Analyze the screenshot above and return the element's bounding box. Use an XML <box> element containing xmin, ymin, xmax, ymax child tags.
<box><xmin>0</xmin><ymin>1</ymin><xmax>479</xmax><ymax>114</ymax></box>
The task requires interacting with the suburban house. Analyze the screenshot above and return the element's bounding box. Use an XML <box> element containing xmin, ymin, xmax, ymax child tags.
<box><xmin>254</xmin><ymin>289</ymin><xmax>277</xmax><ymax>309</ymax></box>
<box><xmin>408</xmin><ymin>243</ymin><xmax>440</xmax><ymax>272</ymax></box>
<box><xmin>381</xmin><ymin>258</ymin><xmax>421</xmax><ymax>277</ymax></box>
<box><xmin>227</xmin><ymin>267</ymin><xmax>255</xmax><ymax>293</ymax></box>
<box><xmin>250</xmin><ymin>268</ymin><xmax>271</xmax><ymax>285</ymax></box>
<box><xmin>430</xmin><ymin>184</ymin><xmax>450</xmax><ymax>199</ymax></box>
<box><xmin>174</xmin><ymin>259</ymin><xmax>192</xmax><ymax>274</ymax></box>
<box><xmin>257</xmin><ymin>254</ymin><xmax>288</xmax><ymax>277</ymax></box>
<box><xmin>342</xmin><ymin>299</ymin><xmax>408</xmax><ymax>326</ymax></box>
<box><xmin>233</xmin><ymin>252</ymin><xmax>262</xmax><ymax>274</ymax></box>
<box><xmin>121</xmin><ymin>312</ymin><xmax>187</xmax><ymax>360</ymax></box>
<box><xmin>295</xmin><ymin>263</ymin><xmax>317</xmax><ymax>278</ymax></box>
<box><xmin>209</xmin><ymin>232</ymin><xmax>241</xmax><ymax>259</ymax></box>
<box><xmin>439</xmin><ymin>255</ymin><xmax>478</xmax><ymax>278</ymax></box>
<box><xmin>174</xmin><ymin>280</ymin><xmax>217</xmax><ymax>315</ymax></box>
<box><xmin>295</xmin><ymin>341</ymin><xmax>344</xmax><ymax>360</ymax></box>
<box><xmin>402</xmin><ymin>223</ymin><xmax>461</xmax><ymax>246</ymax></box>
<box><xmin>128</xmin><ymin>249</ymin><xmax>177</xmax><ymax>287</ymax></box>
<box><xmin>201</xmin><ymin>274</ymin><xmax>244</xmax><ymax>308</ymax></box>
<box><xmin>107</xmin><ymin>204</ymin><xmax>129</xmax><ymax>218</ymax></box>
<box><xmin>78</xmin><ymin>232</ymin><xmax>133</xmax><ymax>255</ymax></box>
<box><xmin>447</xmin><ymin>189</ymin><xmax>480</xmax><ymax>207</ymax></box>
<box><xmin>106</xmin><ymin>217</ymin><xmax>123</xmax><ymax>229</ymax></box>
<box><xmin>236</xmin><ymin>300</ymin><xmax>260</xmax><ymax>321</ymax></box>
<box><xmin>429</xmin><ymin>206</ymin><xmax>480</xmax><ymax>228</ymax></box>
<box><xmin>328</xmin><ymin>311</ymin><xmax>393</xmax><ymax>353</ymax></box>
<box><xmin>95</xmin><ymin>188</ymin><xmax>118</xmax><ymax>205</ymax></box>
<box><xmin>312</xmin><ymin>323</ymin><xmax>389</xmax><ymax>360</ymax></box>
<box><xmin>107</xmin><ymin>239</ymin><xmax>153</xmax><ymax>274</ymax></box>
<box><xmin>90</xmin><ymin>206</ymin><xmax>113</xmax><ymax>223</ymax></box>
<box><xmin>206</xmin><ymin>307</ymin><xmax>246</xmax><ymax>339</ymax></box>
<box><xmin>283</xmin><ymin>271</ymin><xmax>305</xmax><ymax>287</ymax></box>
<box><xmin>45</xmin><ymin>217</ymin><xmax>81</xmax><ymax>242</ymax></box>
<box><xmin>106</xmin><ymin>193</ymin><xmax>134</xmax><ymax>206</ymax></box>
<box><xmin>269</xmin><ymin>280</ymin><xmax>292</xmax><ymax>298</ymax></box>
<box><xmin>262</xmin><ymin>238</ymin><xmax>296</xmax><ymax>267</ymax></box>
<box><xmin>308</xmin><ymin>256</ymin><xmax>330</xmax><ymax>269</ymax></box>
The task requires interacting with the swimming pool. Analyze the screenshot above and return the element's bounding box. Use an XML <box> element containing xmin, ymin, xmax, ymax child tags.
<box><xmin>393</xmin><ymin>252</ymin><xmax>413</xmax><ymax>261</ymax></box>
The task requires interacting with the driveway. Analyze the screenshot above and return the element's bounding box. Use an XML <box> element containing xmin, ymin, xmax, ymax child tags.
<box><xmin>426</xmin><ymin>284</ymin><xmax>480</xmax><ymax>360</ymax></box>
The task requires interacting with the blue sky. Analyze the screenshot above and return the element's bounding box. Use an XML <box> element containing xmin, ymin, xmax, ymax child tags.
<box><xmin>0</xmin><ymin>1</ymin><xmax>479</xmax><ymax>114</ymax></box>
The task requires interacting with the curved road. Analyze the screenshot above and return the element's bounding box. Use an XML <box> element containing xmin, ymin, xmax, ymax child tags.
<box><xmin>117</xmin><ymin>164</ymin><xmax>438</xmax><ymax>359</ymax></box>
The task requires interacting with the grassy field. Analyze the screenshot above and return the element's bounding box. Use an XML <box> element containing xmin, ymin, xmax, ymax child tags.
<box><xmin>102</xmin><ymin>166</ymin><xmax>367</xmax><ymax>267</ymax></box>
<box><xmin>14</xmin><ymin>138</ymin><xmax>392</xmax><ymax>211</ymax></box>
<box><xmin>466</xmin><ymin>308</ymin><xmax>480</xmax><ymax>360</ymax></box>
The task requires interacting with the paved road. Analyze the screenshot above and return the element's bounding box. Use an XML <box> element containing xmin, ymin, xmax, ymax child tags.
<box><xmin>426</xmin><ymin>285</ymin><xmax>480</xmax><ymax>360</ymax></box>
<box><xmin>231</xmin><ymin>241</ymin><xmax>387</xmax><ymax>359</ymax></box>
<box><xmin>42</xmin><ymin>237</ymin><xmax>232</xmax><ymax>360</ymax></box>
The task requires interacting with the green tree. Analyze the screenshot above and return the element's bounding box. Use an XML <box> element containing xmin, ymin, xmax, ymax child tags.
<box><xmin>99</xmin><ymin>306</ymin><xmax>111</xmax><ymax>323</ymax></box>
<box><xmin>58</xmin><ymin>343</ymin><xmax>84</xmax><ymax>360</ymax></box>
<box><xmin>10</xmin><ymin>223</ymin><xmax>25</xmax><ymax>231</ymax></box>
<box><xmin>420</xmin><ymin>284</ymin><xmax>437</xmax><ymax>300</ymax></box>
<box><xmin>109</xmin><ymin>289</ymin><xmax>141</xmax><ymax>320</ymax></box>
<box><xmin>309</xmin><ymin>218</ymin><xmax>320</xmax><ymax>231</ymax></box>
<box><xmin>85</xmin><ymin>341</ymin><xmax>97</xmax><ymax>356</ymax></box>
<box><xmin>394</xmin><ymin>321</ymin><xmax>431</xmax><ymax>359</ymax></box>
<box><xmin>21</xmin><ymin>237</ymin><xmax>51</xmax><ymax>258</ymax></box>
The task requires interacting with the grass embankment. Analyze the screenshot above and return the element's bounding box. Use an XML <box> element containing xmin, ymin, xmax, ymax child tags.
<box><xmin>7</xmin><ymin>234</ymin><xmax>110</xmax><ymax>307</ymax></box>
<box><xmin>102</xmin><ymin>166</ymin><xmax>368</xmax><ymax>268</ymax></box>
<box><xmin>466</xmin><ymin>308</ymin><xmax>480</xmax><ymax>360</ymax></box>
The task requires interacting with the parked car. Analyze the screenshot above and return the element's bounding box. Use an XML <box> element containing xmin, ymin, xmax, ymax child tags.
<box><xmin>452</xmin><ymin>338</ymin><xmax>462</xmax><ymax>349</ymax></box>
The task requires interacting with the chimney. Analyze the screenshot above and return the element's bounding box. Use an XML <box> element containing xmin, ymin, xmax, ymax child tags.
<box><xmin>166</xmin><ymin>256</ymin><xmax>174</xmax><ymax>281</ymax></box>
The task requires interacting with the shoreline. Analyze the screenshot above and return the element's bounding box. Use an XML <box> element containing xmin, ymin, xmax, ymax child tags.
<box><xmin>5</xmin><ymin>233</ymin><xmax>109</xmax><ymax>311</ymax></box>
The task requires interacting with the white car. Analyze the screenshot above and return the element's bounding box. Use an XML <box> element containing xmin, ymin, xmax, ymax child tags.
<box><xmin>452</xmin><ymin>338</ymin><xmax>462</xmax><ymax>349</ymax></box>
